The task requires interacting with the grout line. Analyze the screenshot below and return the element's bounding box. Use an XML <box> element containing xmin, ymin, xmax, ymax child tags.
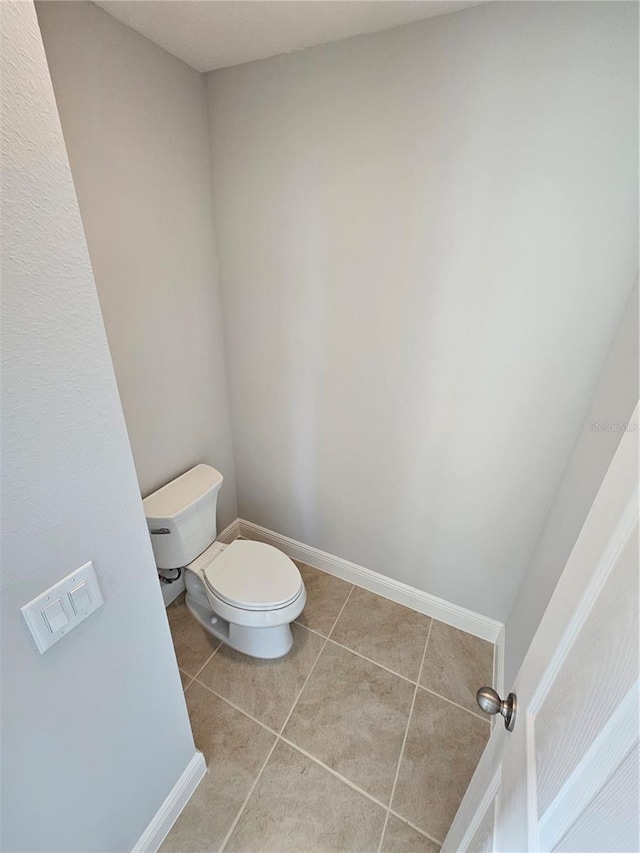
<box><xmin>219</xmin><ymin>626</ymin><xmax>335</xmax><ymax>851</ymax></box>
<box><xmin>278</xmin><ymin>735</ymin><xmax>389</xmax><ymax>810</ymax></box>
<box><xmin>167</xmin><ymin>592</ymin><xmax>220</xmax><ymax>682</ymax></box>
<box><xmin>387</xmin><ymin>809</ymin><xmax>444</xmax><ymax>847</ymax></box>
<box><xmin>297</xmin><ymin>614</ymin><xmax>488</xmax><ymax>723</ymax></box>
<box><xmin>192</xmin><ymin>650</ymin><xmax>444</xmax><ymax>851</ymax></box>
<box><xmin>179</xmin><ymin>576</ymin><xmax>483</xmax><ymax>849</ymax></box>
<box><xmin>278</xmin><ymin>634</ymin><xmax>330</xmax><ymax>735</ymax></box>
<box><xmin>293</xmin><ymin>621</ymin><xmax>329</xmax><ymax>639</ymax></box>
<box><xmin>325</xmin><ymin>637</ymin><xmax>418</xmax><ymax>686</ymax></box>
<box><xmin>328</xmin><ymin>584</ymin><xmax>355</xmax><ymax>634</ymax></box>
<box><xmin>292</xmin><ymin>581</ymin><xmax>354</xmax><ymax>641</ymax></box>
<box><xmin>217</xmin><ymin>733</ymin><xmax>280</xmax><ymax>853</ymax></box>
<box><xmin>219</xmin><ymin>587</ymin><xmax>357</xmax><ymax>851</ymax></box>
<box><xmin>377</xmin><ymin>620</ymin><xmax>433</xmax><ymax>853</ymax></box>
<box><xmin>417</xmin><ymin>615</ymin><xmax>434</xmax><ymax>685</ymax></box>
<box><xmin>191</xmin><ymin>677</ymin><xmax>280</xmax><ymax>738</ymax></box>
<box><xmin>186</xmin><ymin>640</ymin><xmax>222</xmax><ymax>683</ymax></box>
<box><xmin>179</xmin><ymin>669</ymin><xmax>194</xmax><ymax>692</ymax></box>
<box><xmin>418</xmin><ymin>685</ymin><xmax>490</xmax><ymax>724</ymax></box>
<box><xmin>279</xmin><ymin>583</ymin><xmax>355</xmax><ymax>737</ymax></box>
<box><xmin>293</xmin><ymin>622</ymin><xmax>424</xmax><ymax>688</ymax></box>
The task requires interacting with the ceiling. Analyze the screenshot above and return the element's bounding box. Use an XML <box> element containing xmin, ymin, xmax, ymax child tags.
<box><xmin>94</xmin><ymin>1</ymin><xmax>484</xmax><ymax>73</ymax></box>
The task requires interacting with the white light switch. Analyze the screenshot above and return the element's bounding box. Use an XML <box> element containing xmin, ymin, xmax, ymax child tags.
<box><xmin>42</xmin><ymin>598</ymin><xmax>69</xmax><ymax>633</ymax></box>
<box><xmin>21</xmin><ymin>562</ymin><xmax>104</xmax><ymax>654</ymax></box>
<box><xmin>68</xmin><ymin>582</ymin><xmax>91</xmax><ymax>614</ymax></box>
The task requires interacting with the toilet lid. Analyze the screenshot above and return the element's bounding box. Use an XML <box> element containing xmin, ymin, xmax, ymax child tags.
<box><xmin>203</xmin><ymin>540</ymin><xmax>303</xmax><ymax>611</ymax></box>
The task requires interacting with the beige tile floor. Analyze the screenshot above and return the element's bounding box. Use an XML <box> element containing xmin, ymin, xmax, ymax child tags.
<box><xmin>162</xmin><ymin>560</ymin><xmax>493</xmax><ymax>853</ymax></box>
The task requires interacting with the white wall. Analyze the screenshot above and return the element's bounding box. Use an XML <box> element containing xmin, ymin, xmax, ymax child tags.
<box><xmin>207</xmin><ymin>1</ymin><xmax>638</xmax><ymax>621</ymax></box>
<box><xmin>504</xmin><ymin>283</ymin><xmax>639</xmax><ymax>684</ymax></box>
<box><xmin>0</xmin><ymin>3</ymin><xmax>196</xmax><ymax>849</ymax></box>
<box><xmin>36</xmin><ymin>1</ymin><xmax>238</xmax><ymax>527</ymax></box>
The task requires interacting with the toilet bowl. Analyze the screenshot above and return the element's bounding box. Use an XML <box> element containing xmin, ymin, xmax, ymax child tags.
<box><xmin>184</xmin><ymin>539</ymin><xmax>306</xmax><ymax>658</ymax></box>
<box><xmin>143</xmin><ymin>464</ymin><xmax>306</xmax><ymax>659</ymax></box>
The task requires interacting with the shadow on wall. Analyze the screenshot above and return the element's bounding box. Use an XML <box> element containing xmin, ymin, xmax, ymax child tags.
<box><xmin>287</xmin><ymin>188</ymin><xmax>327</xmax><ymax>540</ymax></box>
<box><xmin>208</xmin><ymin>1</ymin><xmax>638</xmax><ymax>624</ymax></box>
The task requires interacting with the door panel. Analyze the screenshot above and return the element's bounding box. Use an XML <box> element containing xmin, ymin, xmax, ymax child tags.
<box><xmin>467</xmin><ymin>798</ymin><xmax>497</xmax><ymax>853</ymax></box>
<box><xmin>538</xmin><ymin>682</ymin><xmax>638</xmax><ymax>849</ymax></box>
<box><xmin>443</xmin><ymin>403</ymin><xmax>639</xmax><ymax>852</ymax></box>
<box><xmin>535</xmin><ymin>526</ymin><xmax>639</xmax><ymax>815</ymax></box>
<box><xmin>553</xmin><ymin>743</ymin><xmax>639</xmax><ymax>853</ymax></box>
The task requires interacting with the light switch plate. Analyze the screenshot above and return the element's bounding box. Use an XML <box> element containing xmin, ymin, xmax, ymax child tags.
<box><xmin>21</xmin><ymin>561</ymin><xmax>104</xmax><ymax>653</ymax></box>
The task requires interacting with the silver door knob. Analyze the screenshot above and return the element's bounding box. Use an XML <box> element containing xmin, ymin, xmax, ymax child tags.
<box><xmin>476</xmin><ymin>687</ymin><xmax>517</xmax><ymax>732</ymax></box>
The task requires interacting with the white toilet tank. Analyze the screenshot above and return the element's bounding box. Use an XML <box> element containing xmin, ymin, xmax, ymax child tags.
<box><xmin>142</xmin><ymin>464</ymin><xmax>223</xmax><ymax>569</ymax></box>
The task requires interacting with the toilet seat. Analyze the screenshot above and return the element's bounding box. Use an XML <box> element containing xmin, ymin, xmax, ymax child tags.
<box><xmin>203</xmin><ymin>540</ymin><xmax>302</xmax><ymax>611</ymax></box>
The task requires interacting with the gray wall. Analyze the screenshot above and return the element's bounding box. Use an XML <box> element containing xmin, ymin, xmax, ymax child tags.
<box><xmin>0</xmin><ymin>3</ymin><xmax>196</xmax><ymax>849</ymax></box>
<box><xmin>505</xmin><ymin>283</ymin><xmax>639</xmax><ymax>684</ymax></box>
<box><xmin>37</xmin><ymin>1</ymin><xmax>238</xmax><ymax>527</ymax></box>
<box><xmin>207</xmin><ymin>1</ymin><xmax>638</xmax><ymax>621</ymax></box>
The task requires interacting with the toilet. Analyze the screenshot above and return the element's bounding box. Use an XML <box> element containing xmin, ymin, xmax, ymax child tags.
<box><xmin>143</xmin><ymin>464</ymin><xmax>306</xmax><ymax>659</ymax></box>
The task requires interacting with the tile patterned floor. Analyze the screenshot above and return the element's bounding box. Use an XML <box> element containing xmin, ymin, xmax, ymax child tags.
<box><xmin>162</xmin><ymin>560</ymin><xmax>493</xmax><ymax>853</ymax></box>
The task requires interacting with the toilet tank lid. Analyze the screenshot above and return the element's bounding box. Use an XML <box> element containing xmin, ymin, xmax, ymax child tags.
<box><xmin>142</xmin><ymin>464</ymin><xmax>223</xmax><ymax>521</ymax></box>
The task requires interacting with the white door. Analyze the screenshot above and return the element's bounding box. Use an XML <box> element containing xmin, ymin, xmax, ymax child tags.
<box><xmin>443</xmin><ymin>403</ymin><xmax>639</xmax><ymax>853</ymax></box>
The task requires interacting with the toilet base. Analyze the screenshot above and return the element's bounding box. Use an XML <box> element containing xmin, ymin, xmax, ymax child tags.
<box><xmin>185</xmin><ymin>591</ymin><xmax>294</xmax><ymax>659</ymax></box>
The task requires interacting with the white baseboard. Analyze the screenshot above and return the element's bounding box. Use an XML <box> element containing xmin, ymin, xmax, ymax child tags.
<box><xmin>237</xmin><ymin>519</ymin><xmax>503</xmax><ymax>644</ymax></box>
<box><xmin>131</xmin><ymin>751</ymin><xmax>206</xmax><ymax>853</ymax></box>
<box><xmin>493</xmin><ymin>624</ymin><xmax>505</xmax><ymax>695</ymax></box>
<box><xmin>217</xmin><ymin>518</ymin><xmax>241</xmax><ymax>544</ymax></box>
